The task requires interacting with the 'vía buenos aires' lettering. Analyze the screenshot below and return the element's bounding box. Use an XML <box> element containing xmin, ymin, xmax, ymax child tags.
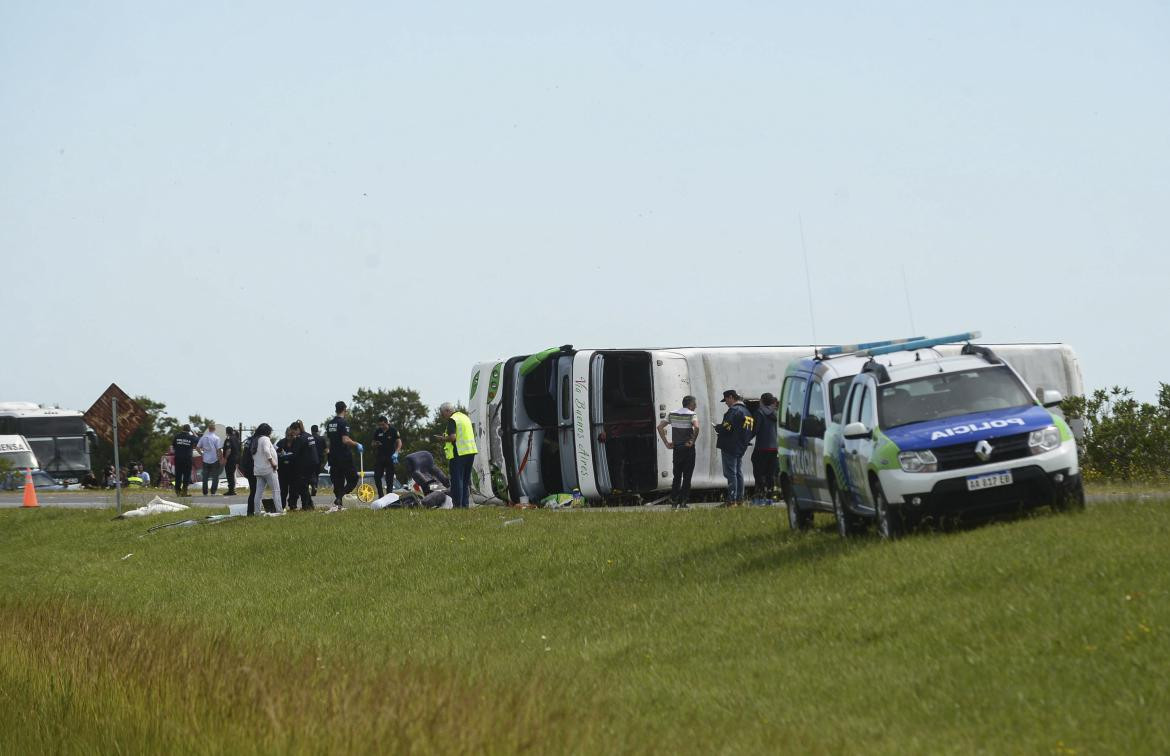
<box><xmin>931</xmin><ymin>417</ymin><xmax>1025</xmax><ymax>441</ymax></box>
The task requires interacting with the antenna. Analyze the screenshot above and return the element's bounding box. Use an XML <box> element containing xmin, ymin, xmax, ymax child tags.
<box><xmin>901</xmin><ymin>265</ymin><xmax>917</xmax><ymax>335</ymax></box>
<box><xmin>798</xmin><ymin>214</ymin><xmax>817</xmax><ymax>348</ymax></box>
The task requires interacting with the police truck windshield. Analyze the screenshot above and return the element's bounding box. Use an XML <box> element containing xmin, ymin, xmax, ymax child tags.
<box><xmin>877</xmin><ymin>366</ymin><xmax>1035</xmax><ymax>429</ymax></box>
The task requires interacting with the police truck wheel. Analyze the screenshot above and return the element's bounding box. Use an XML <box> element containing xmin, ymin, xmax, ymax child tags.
<box><xmin>1054</xmin><ymin>475</ymin><xmax>1086</xmax><ymax>513</ymax></box>
<box><xmin>783</xmin><ymin>479</ymin><xmax>812</xmax><ymax>531</ymax></box>
<box><xmin>874</xmin><ymin>482</ymin><xmax>904</xmax><ymax>540</ymax></box>
<box><xmin>830</xmin><ymin>478</ymin><xmax>861</xmax><ymax>538</ymax></box>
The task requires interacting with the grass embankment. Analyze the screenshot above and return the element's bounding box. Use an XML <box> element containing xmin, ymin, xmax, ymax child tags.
<box><xmin>1</xmin><ymin>503</ymin><xmax>1167</xmax><ymax>754</ymax></box>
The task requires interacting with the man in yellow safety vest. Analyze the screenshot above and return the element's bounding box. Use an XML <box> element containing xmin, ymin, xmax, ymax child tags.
<box><xmin>439</xmin><ymin>402</ymin><xmax>478</xmax><ymax>508</ymax></box>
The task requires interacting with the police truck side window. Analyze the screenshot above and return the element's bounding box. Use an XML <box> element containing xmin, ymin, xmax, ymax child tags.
<box><xmin>859</xmin><ymin>384</ymin><xmax>874</xmax><ymax>426</ymax></box>
<box><xmin>780</xmin><ymin>376</ymin><xmax>806</xmax><ymax>433</ymax></box>
<box><xmin>829</xmin><ymin>378</ymin><xmax>851</xmax><ymax>424</ymax></box>
<box><xmin>803</xmin><ymin>381</ymin><xmax>826</xmax><ymax>438</ymax></box>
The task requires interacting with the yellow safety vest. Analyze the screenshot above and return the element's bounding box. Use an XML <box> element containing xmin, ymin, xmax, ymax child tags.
<box><xmin>444</xmin><ymin>411</ymin><xmax>478</xmax><ymax>460</ymax></box>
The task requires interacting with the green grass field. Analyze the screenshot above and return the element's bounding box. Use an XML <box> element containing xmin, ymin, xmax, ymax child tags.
<box><xmin>1</xmin><ymin>501</ymin><xmax>1167</xmax><ymax>754</ymax></box>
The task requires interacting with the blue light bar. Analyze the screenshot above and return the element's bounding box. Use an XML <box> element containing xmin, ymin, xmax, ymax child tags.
<box><xmin>856</xmin><ymin>331</ymin><xmax>981</xmax><ymax>358</ymax></box>
<box><xmin>818</xmin><ymin>336</ymin><xmax>925</xmax><ymax>358</ymax></box>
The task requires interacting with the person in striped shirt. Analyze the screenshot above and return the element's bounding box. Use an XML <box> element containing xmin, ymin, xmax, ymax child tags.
<box><xmin>657</xmin><ymin>395</ymin><xmax>700</xmax><ymax>509</ymax></box>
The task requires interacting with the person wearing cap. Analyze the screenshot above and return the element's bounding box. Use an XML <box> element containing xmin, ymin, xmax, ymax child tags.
<box><xmin>714</xmin><ymin>389</ymin><xmax>754</xmax><ymax>506</ymax></box>
<box><xmin>371</xmin><ymin>416</ymin><xmax>402</xmax><ymax>499</ymax></box>
<box><xmin>326</xmin><ymin>401</ymin><xmax>362</xmax><ymax>511</ymax></box>
<box><xmin>657</xmin><ymin>395</ymin><xmax>700</xmax><ymax>508</ymax></box>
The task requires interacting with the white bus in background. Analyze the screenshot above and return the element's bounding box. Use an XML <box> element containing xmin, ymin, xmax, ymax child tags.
<box><xmin>466</xmin><ymin>341</ymin><xmax>1083</xmax><ymax>505</ymax></box>
<box><xmin>0</xmin><ymin>402</ymin><xmax>94</xmax><ymax>482</ymax></box>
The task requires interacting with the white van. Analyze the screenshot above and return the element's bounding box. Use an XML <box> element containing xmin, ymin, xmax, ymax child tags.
<box><xmin>0</xmin><ymin>434</ymin><xmax>40</xmax><ymax>472</ymax></box>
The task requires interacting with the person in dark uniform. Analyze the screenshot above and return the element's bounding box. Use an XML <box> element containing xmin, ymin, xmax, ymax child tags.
<box><xmin>275</xmin><ymin>425</ymin><xmax>296</xmax><ymax>511</ymax></box>
<box><xmin>371</xmin><ymin>416</ymin><xmax>401</xmax><ymax>499</ymax></box>
<box><xmin>310</xmin><ymin>424</ymin><xmax>327</xmax><ymax>496</ymax></box>
<box><xmin>240</xmin><ymin>432</ymin><xmax>258</xmax><ymax>514</ymax></box>
<box><xmin>171</xmin><ymin>424</ymin><xmax>198</xmax><ymax>497</ymax></box>
<box><xmin>326</xmin><ymin>401</ymin><xmax>362</xmax><ymax>511</ymax></box>
<box><xmin>288</xmin><ymin>420</ymin><xmax>318</xmax><ymax>511</ymax></box>
<box><xmin>221</xmin><ymin>426</ymin><xmax>241</xmax><ymax>496</ymax></box>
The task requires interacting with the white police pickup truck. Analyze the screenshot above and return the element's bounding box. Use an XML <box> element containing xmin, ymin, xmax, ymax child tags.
<box><xmin>829</xmin><ymin>343</ymin><xmax>1083</xmax><ymax>538</ymax></box>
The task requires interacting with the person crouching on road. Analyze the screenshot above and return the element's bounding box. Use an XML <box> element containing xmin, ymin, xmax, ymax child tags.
<box><xmin>439</xmin><ymin>402</ymin><xmax>478</xmax><ymax>509</ymax></box>
<box><xmin>326</xmin><ymin>401</ymin><xmax>362</xmax><ymax>512</ymax></box>
<box><xmin>250</xmin><ymin>423</ymin><xmax>283</xmax><ymax>515</ymax></box>
<box><xmin>714</xmin><ymin>389</ymin><xmax>753</xmax><ymax>506</ymax></box>
<box><xmin>657</xmin><ymin>395</ymin><xmax>700</xmax><ymax>509</ymax></box>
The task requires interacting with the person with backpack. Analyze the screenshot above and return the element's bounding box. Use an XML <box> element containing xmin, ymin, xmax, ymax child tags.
<box><xmin>239</xmin><ymin>431</ymin><xmax>258</xmax><ymax>514</ymax></box>
<box><xmin>751</xmin><ymin>392</ymin><xmax>780</xmax><ymax>505</ymax></box>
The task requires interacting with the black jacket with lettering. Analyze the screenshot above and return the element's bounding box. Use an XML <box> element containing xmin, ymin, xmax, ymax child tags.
<box><xmin>715</xmin><ymin>403</ymin><xmax>754</xmax><ymax>456</ymax></box>
<box><xmin>292</xmin><ymin>432</ymin><xmax>319</xmax><ymax>474</ymax></box>
<box><xmin>172</xmin><ymin>432</ymin><xmax>198</xmax><ymax>462</ymax></box>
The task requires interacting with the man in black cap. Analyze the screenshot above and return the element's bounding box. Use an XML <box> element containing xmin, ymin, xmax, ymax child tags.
<box><xmin>171</xmin><ymin>424</ymin><xmax>198</xmax><ymax>497</ymax></box>
<box><xmin>714</xmin><ymin>389</ymin><xmax>754</xmax><ymax>506</ymax></box>
<box><xmin>325</xmin><ymin>401</ymin><xmax>362</xmax><ymax>511</ymax></box>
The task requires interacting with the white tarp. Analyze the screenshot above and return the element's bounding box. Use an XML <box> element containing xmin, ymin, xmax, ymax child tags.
<box><xmin>117</xmin><ymin>496</ymin><xmax>190</xmax><ymax>518</ymax></box>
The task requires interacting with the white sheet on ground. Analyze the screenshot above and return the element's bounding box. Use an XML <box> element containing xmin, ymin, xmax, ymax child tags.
<box><xmin>118</xmin><ymin>496</ymin><xmax>190</xmax><ymax>518</ymax></box>
<box><xmin>370</xmin><ymin>492</ymin><xmax>400</xmax><ymax>511</ymax></box>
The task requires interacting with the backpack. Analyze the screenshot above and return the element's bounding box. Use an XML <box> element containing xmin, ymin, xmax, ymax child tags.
<box><xmin>239</xmin><ymin>436</ymin><xmax>257</xmax><ymax>475</ymax></box>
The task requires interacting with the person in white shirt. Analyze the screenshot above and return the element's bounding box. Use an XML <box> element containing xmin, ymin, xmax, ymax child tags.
<box><xmin>250</xmin><ymin>422</ymin><xmax>283</xmax><ymax>516</ymax></box>
<box><xmin>196</xmin><ymin>423</ymin><xmax>224</xmax><ymax>496</ymax></box>
<box><xmin>657</xmin><ymin>395</ymin><xmax>700</xmax><ymax>509</ymax></box>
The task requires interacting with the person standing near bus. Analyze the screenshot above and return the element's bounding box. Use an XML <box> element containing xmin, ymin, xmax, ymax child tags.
<box><xmin>172</xmin><ymin>424</ymin><xmax>198</xmax><ymax>497</ymax></box>
<box><xmin>439</xmin><ymin>402</ymin><xmax>477</xmax><ymax>509</ymax></box>
<box><xmin>326</xmin><ymin>401</ymin><xmax>362</xmax><ymax>512</ymax></box>
<box><xmin>714</xmin><ymin>389</ymin><xmax>753</xmax><ymax>506</ymax></box>
<box><xmin>751</xmin><ymin>393</ymin><xmax>780</xmax><ymax>504</ymax></box>
<box><xmin>657</xmin><ymin>395</ymin><xmax>700</xmax><ymax>509</ymax></box>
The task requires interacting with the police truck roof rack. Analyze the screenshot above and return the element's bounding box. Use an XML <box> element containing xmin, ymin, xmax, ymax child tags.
<box><xmin>852</xmin><ymin>331</ymin><xmax>983</xmax><ymax>384</ymax></box>
<box><xmin>816</xmin><ymin>336</ymin><xmax>924</xmax><ymax>360</ymax></box>
<box><xmin>960</xmin><ymin>342</ymin><xmax>1002</xmax><ymax>364</ymax></box>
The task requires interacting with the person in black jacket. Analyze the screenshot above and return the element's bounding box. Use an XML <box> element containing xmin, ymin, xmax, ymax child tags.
<box><xmin>325</xmin><ymin>401</ymin><xmax>362</xmax><ymax>512</ymax></box>
<box><xmin>714</xmin><ymin>389</ymin><xmax>754</xmax><ymax>506</ymax></box>
<box><xmin>221</xmin><ymin>427</ymin><xmax>241</xmax><ymax>496</ymax></box>
<box><xmin>371</xmin><ymin>416</ymin><xmax>401</xmax><ymax>499</ymax></box>
<box><xmin>171</xmin><ymin>424</ymin><xmax>198</xmax><ymax>497</ymax></box>
<box><xmin>310</xmin><ymin>424</ymin><xmax>327</xmax><ymax>496</ymax></box>
<box><xmin>288</xmin><ymin>420</ymin><xmax>319</xmax><ymax>511</ymax></box>
<box><xmin>275</xmin><ymin>426</ymin><xmax>296</xmax><ymax>511</ymax></box>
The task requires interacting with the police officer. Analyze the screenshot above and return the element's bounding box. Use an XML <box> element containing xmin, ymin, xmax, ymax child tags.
<box><xmin>289</xmin><ymin>420</ymin><xmax>319</xmax><ymax>510</ymax></box>
<box><xmin>275</xmin><ymin>426</ymin><xmax>296</xmax><ymax>511</ymax></box>
<box><xmin>326</xmin><ymin>401</ymin><xmax>362</xmax><ymax>511</ymax></box>
<box><xmin>439</xmin><ymin>402</ymin><xmax>478</xmax><ymax>509</ymax></box>
<box><xmin>310</xmin><ymin>424</ymin><xmax>327</xmax><ymax>496</ymax></box>
<box><xmin>371</xmin><ymin>416</ymin><xmax>401</xmax><ymax>499</ymax></box>
<box><xmin>222</xmin><ymin>426</ymin><xmax>241</xmax><ymax>496</ymax></box>
<box><xmin>171</xmin><ymin>424</ymin><xmax>198</xmax><ymax>497</ymax></box>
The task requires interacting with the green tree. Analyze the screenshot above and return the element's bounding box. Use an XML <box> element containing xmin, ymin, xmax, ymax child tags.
<box><xmin>345</xmin><ymin>387</ymin><xmax>433</xmax><ymax>478</ymax></box>
<box><xmin>1062</xmin><ymin>384</ymin><xmax>1170</xmax><ymax>483</ymax></box>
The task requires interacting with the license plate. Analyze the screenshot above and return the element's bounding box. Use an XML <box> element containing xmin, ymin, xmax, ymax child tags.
<box><xmin>966</xmin><ymin>470</ymin><xmax>1013</xmax><ymax>491</ymax></box>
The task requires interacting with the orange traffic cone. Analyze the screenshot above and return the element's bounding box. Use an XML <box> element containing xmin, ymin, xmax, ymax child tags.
<box><xmin>21</xmin><ymin>468</ymin><xmax>39</xmax><ymax>508</ymax></box>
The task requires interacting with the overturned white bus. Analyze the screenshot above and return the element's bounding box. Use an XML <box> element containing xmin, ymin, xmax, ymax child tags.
<box><xmin>466</xmin><ymin>342</ymin><xmax>1082</xmax><ymax>505</ymax></box>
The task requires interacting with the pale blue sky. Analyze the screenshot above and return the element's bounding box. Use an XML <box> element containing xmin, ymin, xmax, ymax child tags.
<box><xmin>3</xmin><ymin>2</ymin><xmax>1168</xmax><ymax>425</ymax></box>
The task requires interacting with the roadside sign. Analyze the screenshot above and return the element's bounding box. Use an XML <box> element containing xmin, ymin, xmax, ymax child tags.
<box><xmin>84</xmin><ymin>384</ymin><xmax>147</xmax><ymax>443</ymax></box>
